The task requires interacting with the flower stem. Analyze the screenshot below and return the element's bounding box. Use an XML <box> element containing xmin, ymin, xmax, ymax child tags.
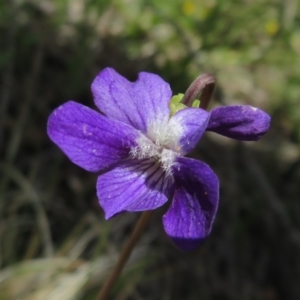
<box><xmin>96</xmin><ymin>211</ymin><xmax>153</xmax><ymax>300</ymax></box>
<box><xmin>181</xmin><ymin>73</ymin><xmax>216</xmax><ymax>110</ymax></box>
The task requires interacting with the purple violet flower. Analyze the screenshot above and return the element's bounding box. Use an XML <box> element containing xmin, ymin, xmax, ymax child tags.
<box><xmin>47</xmin><ymin>68</ymin><xmax>271</xmax><ymax>251</ymax></box>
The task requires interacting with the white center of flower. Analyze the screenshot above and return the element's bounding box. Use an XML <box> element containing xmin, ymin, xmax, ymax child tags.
<box><xmin>130</xmin><ymin>121</ymin><xmax>181</xmax><ymax>177</ymax></box>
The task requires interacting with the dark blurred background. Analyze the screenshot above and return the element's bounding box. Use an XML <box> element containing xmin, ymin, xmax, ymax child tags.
<box><xmin>1</xmin><ymin>0</ymin><xmax>300</xmax><ymax>299</ymax></box>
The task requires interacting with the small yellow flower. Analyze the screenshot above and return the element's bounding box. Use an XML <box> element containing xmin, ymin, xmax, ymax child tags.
<box><xmin>182</xmin><ymin>1</ymin><xmax>196</xmax><ymax>15</ymax></box>
<box><xmin>265</xmin><ymin>20</ymin><xmax>279</xmax><ymax>36</ymax></box>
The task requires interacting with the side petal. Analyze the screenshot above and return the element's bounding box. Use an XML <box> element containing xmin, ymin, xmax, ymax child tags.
<box><xmin>97</xmin><ymin>159</ymin><xmax>173</xmax><ymax>219</ymax></box>
<box><xmin>206</xmin><ymin>105</ymin><xmax>271</xmax><ymax>141</ymax></box>
<box><xmin>47</xmin><ymin>101</ymin><xmax>140</xmax><ymax>172</ymax></box>
<box><xmin>91</xmin><ymin>68</ymin><xmax>172</xmax><ymax>134</ymax></box>
<box><xmin>163</xmin><ymin>157</ymin><xmax>219</xmax><ymax>251</ymax></box>
<box><xmin>165</xmin><ymin>108</ymin><xmax>209</xmax><ymax>155</ymax></box>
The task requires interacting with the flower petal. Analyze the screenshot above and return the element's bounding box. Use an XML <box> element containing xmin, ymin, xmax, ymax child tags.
<box><xmin>166</xmin><ymin>108</ymin><xmax>209</xmax><ymax>155</ymax></box>
<box><xmin>47</xmin><ymin>101</ymin><xmax>140</xmax><ymax>172</ymax></box>
<box><xmin>91</xmin><ymin>68</ymin><xmax>172</xmax><ymax>134</ymax></box>
<box><xmin>97</xmin><ymin>159</ymin><xmax>173</xmax><ymax>219</ymax></box>
<box><xmin>206</xmin><ymin>105</ymin><xmax>271</xmax><ymax>141</ymax></box>
<box><xmin>163</xmin><ymin>157</ymin><xmax>219</xmax><ymax>251</ymax></box>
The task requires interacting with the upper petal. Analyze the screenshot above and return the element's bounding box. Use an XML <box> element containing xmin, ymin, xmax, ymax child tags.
<box><xmin>165</xmin><ymin>107</ymin><xmax>209</xmax><ymax>155</ymax></box>
<box><xmin>97</xmin><ymin>159</ymin><xmax>173</xmax><ymax>219</ymax></box>
<box><xmin>47</xmin><ymin>101</ymin><xmax>140</xmax><ymax>172</ymax></box>
<box><xmin>91</xmin><ymin>68</ymin><xmax>172</xmax><ymax>134</ymax></box>
<box><xmin>163</xmin><ymin>157</ymin><xmax>219</xmax><ymax>251</ymax></box>
<box><xmin>206</xmin><ymin>105</ymin><xmax>271</xmax><ymax>141</ymax></box>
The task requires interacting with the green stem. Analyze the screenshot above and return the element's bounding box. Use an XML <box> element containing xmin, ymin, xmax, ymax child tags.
<box><xmin>96</xmin><ymin>211</ymin><xmax>153</xmax><ymax>300</ymax></box>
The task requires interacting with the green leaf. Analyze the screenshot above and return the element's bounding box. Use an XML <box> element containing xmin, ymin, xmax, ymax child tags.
<box><xmin>169</xmin><ymin>93</ymin><xmax>186</xmax><ymax>116</ymax></box>
<box><xmin>169</xmin><ymin>93</ymin><xmax>201</xmax><ymax>116</ymax></box>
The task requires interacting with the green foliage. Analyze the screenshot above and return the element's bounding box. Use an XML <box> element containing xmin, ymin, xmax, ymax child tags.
<box><xmin>169</xmin><ymin>93</ymin><xmax>185</xmax><ymax>115</ymax></box>
<box><xmin>169</xmin><ymin>93</ymin><xmax>200</xmax><ymax>116</ymax></box>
